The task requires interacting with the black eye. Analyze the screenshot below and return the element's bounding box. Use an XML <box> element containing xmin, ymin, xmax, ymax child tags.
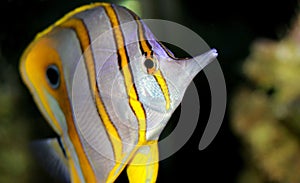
<box><xmin>46</xmin><ymin>65</ymin><xmax>60</xmax><ymax>89</ymax></box>
<box><xmin>144</xmin><ymin>59</ymin><xmax>155</xmax><ymax>69</ymax></box>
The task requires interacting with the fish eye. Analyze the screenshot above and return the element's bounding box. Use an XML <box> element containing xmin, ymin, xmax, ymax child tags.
<box><xmin>143</xmin><ymin>58</ymin><xmax>158</xmax><ymax>74</ymax></box>
<box><xmin>46</xmin><ymin>65</ymin><xmax>60</xmax><ymax>89</ymax></box>
<box><xmin>144</xmin><ymin>58</ymin><xmax>155</xmax><ymax>69</ymax></box>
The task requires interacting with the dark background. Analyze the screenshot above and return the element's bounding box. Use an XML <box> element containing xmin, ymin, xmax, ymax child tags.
<box><xmin>0</xmin><ymin>0</ymin><xmax>298</xmax><ymax>182</ymax></box>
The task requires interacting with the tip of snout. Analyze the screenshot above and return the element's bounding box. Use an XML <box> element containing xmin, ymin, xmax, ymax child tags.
<box><xmin>181</xmin><ymin>48</ymin><xmax>219</xmax><ymax>82</ymax></box>
<box><xmin>194</xmin><ymin>48</ymin><xmax>218</xmax><ymax>70</ymax></box>
<box><xmin>210</xmin><ymin>48</ymin><xmax>218</xmax><ymax>57</ymax></box>
<box><xmin>203</xmin><ymin>48</ymin><xmax>218</xmax><ymax>62</ymax></box>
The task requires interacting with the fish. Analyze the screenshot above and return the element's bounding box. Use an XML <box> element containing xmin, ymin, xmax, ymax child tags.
<box><xmin>19</xmin><ymin>2</ymin><xmax>217</xmax><ymax>183</ymax></box>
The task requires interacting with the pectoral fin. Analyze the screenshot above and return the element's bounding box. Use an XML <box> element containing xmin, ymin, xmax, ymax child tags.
<box><xmin>30</xmin><ymin>138</ymin><xmax>70</xmax><ymax>183</ymax></box>
<box><xmin>126</xmin><ymin>142</ymin><xmax>159</xmax><ymax>183</ymax></box>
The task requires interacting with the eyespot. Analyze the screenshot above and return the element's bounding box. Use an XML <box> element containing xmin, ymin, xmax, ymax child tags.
<box><xmin>46</xmin><ymin>65</ymin><xmax>60</xmax><ymax>89</ymax></box>
<box><xmin>143</xmin><ymin>58</ymin><xmax>157</xmax><ymax>74</ymax></box>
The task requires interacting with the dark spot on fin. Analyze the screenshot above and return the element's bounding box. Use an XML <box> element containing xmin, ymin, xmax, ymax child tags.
<box><xmin>30</xmin><ymin>138</ymin><xmax>71</xmax><ymax>183</ymax></box>
<box><xmin>57</xmin><ymin>137</ymin><xmax>67</xmax><ymax>158</ymax></box>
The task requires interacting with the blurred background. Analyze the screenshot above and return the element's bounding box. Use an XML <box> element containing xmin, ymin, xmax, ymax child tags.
<box><xmin>0</xmin><ymin>0</ymin><xmax>300</xmax><ymax>182</ymax></box>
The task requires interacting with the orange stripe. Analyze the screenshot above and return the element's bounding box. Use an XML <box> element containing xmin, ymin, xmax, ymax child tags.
<box><xmin>60</xmin><ymin>18</ymin><xmax>124</xmax><ymax>182</ymax></box>
<box><xmin>153</xmin><ymin>70</ymin><xmax>171</xmax><ymax>110</ymax></box>
<box><xmin>102</xmin><ymin>4</ymin><xmax>148</xmax><ymax>182</ymax></box>
<box><xmin>103</xmin><ymin>4</ymin><xmax>147</xmax><ymax>143</ymax></box>
<box><xmin>21</xmin><ymin>37</ymin><xmax>94</xmax><ymax>182</ymax></box>
<box><xmin>129</xmin><ymin>11</ymin><xmax>171</xmax><ymax>110</ymax></box>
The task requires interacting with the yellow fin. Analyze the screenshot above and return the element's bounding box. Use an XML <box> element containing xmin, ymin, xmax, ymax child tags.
<box><xmin>126</xmin><ymin>142</ymin><xmax>159</xmax><ymax>183</ymax></box>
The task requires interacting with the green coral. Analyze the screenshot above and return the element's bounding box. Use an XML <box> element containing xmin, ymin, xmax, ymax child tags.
<box><xmin>231</xmin><ymin>15</ymin><xmax>300</xmax><ymax>183</ymax></box>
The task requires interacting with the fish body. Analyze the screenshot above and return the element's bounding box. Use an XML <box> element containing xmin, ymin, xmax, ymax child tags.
<box><xmin>20</xmin><ymin>2</ymin><xmax>217</xmax><ymax>183</ymax></box>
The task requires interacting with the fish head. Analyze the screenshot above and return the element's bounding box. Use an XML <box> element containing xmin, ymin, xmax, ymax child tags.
<box><xmin>127</xmin><ymin>38</ymin><xmax>217</xmax><ymax>140</ymax></box>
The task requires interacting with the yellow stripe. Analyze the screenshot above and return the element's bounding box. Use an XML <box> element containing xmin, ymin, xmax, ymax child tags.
<box><xmin>103</xmin><ymin>4</ymin><xmax>149</xmax><ymax>182</ymax></box>
<box><xmin>21</xmin><ymin>3</ymin><xmax>121</xmax><ymax>182</ymax></box>
<box><xmin>153</xmin><ymin>70</ymin><xmax>171</xmax><ymax>110</ymax></box>
<box><xmin>59</xmin><ymin>18</ymin><xmax>123</xmax><ymax>164</ymax></box>
<box><xmin>52</xmin><ymin>64</ymin><xmax>91</xmax><ymax>183</ymax></box>
<box><xmin>131</xmin><ymin>12</ymin><xmax>171</xmax><ymax>110</ymax></box>
<box><xmin>135</xmin><ymin>16</ymin><xmax>152</xmax><ymax>58</ymax></box>
<box><xmin>103</xmin><ymin>4</ymin><xmax>146</xmax><ymax>142</ymax></box>
<box><xmin>35</xmin><ymin>3</ymin><xmax>107</xmax><ymax>40</ymax></box>
<box><xmin>20</xmin><ymin>38</ymin><xmax>95</xmax><ymax>183</ymax></box>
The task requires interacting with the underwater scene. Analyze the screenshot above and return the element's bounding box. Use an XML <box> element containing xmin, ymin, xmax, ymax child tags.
<box><xmin>0</xmin><ymin>0</ymin><xmax>299</xmax><ymax>182</ymax></box>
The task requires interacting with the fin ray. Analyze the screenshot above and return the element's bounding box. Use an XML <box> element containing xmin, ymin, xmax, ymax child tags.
<box><xmin>126</xmin><ymin>142</ymin><xmax>159</xmax><ymax>183</ymax></box>
<box><xmin>30</xmin><ymin>138</ymin><xmax>70</xmax><ymax>183</ymax></box>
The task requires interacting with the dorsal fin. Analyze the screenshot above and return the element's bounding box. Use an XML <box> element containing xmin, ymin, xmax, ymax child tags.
<box><xmin>30</xmin><ymin>138</ymin><xmax>70</xmax><ymax>183</ymax></box>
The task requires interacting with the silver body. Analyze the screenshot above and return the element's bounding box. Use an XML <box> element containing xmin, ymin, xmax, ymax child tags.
<box><xmin>20</xmin><ymin>3</ymin><xmax>217</xmax><ymax>182</ymax></box>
